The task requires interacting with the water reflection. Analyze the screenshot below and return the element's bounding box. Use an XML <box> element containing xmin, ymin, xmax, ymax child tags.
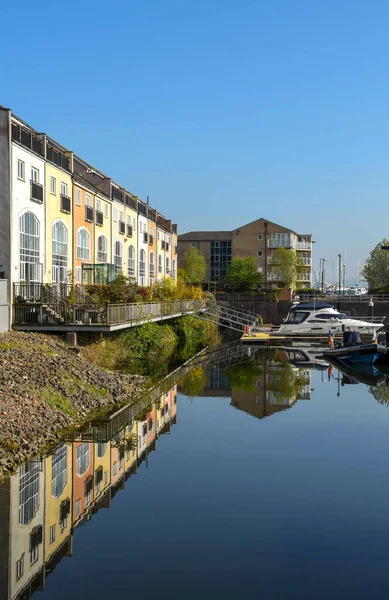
<box><xmin>0</xmin><ymin>384</ymin><xmax>178</xmax><ymax>600</ymax></box>
<box><xmin>179</xmin><ymin>346</ymin><xmax>321</xmax><ymax>420</ymax></box>
<box><xmin>5</xmin><ymin>343</ymin><xmax>389</xmax><ymax>600</ymax></box>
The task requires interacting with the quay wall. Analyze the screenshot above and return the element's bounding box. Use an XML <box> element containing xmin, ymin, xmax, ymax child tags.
<box><xmin>215</xmin><ymin>293</ymin><xmax>389</xmax><ymax>326</ymax></box>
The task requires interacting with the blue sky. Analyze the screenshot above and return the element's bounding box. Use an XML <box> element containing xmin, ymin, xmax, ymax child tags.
<box><xmin>1</xmin><ymin>0</ymin><xmax>388</xmax><ymax>284</ymax></box>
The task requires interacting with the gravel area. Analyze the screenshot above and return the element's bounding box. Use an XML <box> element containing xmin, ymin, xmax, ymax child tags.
<box><xmin>0</xmin><ymin>331</ymin><xmax>146</xmax><ymax>479</ymax></box>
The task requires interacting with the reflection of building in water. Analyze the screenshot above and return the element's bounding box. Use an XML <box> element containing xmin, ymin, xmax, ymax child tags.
<box><xmin>230</xmin><ymin>362</ymin><xmax>311</xmax><ymax>420</ymax></box>
<box><xmin>44</xmin><ymin>444</ymin><xmax>72</xmax><ymax>562</ymax></box>
<box><xmin>7</xmin><ymin>459</ymin><xmax>45</xmax><ymax>600</ymax></box>
<box><xmin>0</xmin><ymin>384</ymin><xmax>178</xmax><ymax>600</ymax></box>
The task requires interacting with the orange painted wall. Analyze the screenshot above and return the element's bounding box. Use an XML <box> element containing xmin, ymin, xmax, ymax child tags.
<box><xmin>72</xmin><ymin>441</ymin><xmax>94</xmax><ymax>524</ymax></box>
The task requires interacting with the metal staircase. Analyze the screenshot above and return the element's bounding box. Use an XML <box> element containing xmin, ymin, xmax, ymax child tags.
<box><xmin>185</xmin><ymin>298</ymin><xmax>258</xmax><ymax>333</ymax></box>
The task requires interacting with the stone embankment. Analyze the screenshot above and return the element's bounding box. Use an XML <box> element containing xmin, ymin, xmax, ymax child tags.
<box><xmin>0</xmin><ymin>331</ymin><xmax>146</xmax><ymax>479</ymax></box>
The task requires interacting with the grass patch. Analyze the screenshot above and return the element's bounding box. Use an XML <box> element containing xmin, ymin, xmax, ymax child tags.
<box><xmin>41</xmin><ymin>386</ymin><xmax>77</xmax><ymax>416</ymax></box>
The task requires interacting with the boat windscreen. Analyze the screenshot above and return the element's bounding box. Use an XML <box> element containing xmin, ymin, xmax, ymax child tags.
<box><xmin>286</xmin><ymin>311</ymin><xmax>309</xmax><ymax>324</ymax></box>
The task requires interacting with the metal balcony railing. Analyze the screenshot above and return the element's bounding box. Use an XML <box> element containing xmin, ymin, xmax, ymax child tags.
<box><xmin>119</xmin><ymin>221</ymin><xmax>125</xmax><ymax>235</ymax></box>
<box><xmin>85</xmin><ymin>206</ymin><xmax>94</xmax><ymax>222</ymax></box>
<box><xmin>95</xmin><ymin>210</ymin><xmax>103</xmax><ymax>226</ymax></box>
<box><xmin>60</xmin><ymin>195</ymin><xmax>71</xmax><ymax>214</ymax></box>
<box><xmin>30</xmin><ymin>181</ymin><xmax>44</xmax><ymax>204</ymax></box>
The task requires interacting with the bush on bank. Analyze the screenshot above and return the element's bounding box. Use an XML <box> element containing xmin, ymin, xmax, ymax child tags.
<box><xmin>82</xmin><ymin>316</ymin><xmax>220</xmax><ymax>380</ymax></box>
<box><xmin>85</xmin><ymin>274</ymin><xmax>204</xmax><ymax>305</ymax></box>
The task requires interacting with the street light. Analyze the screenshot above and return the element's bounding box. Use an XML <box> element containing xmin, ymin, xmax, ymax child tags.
<box><xmin>338</xmin><ymin>253</ymin><xmax>342</xmax><ymax>298</ymax></box>
<box><xmin>321</xmin><ymin>258</ymin><xmax>327</xmax><ymax>293</ymax></box>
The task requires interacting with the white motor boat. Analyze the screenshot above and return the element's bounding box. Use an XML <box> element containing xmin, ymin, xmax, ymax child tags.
<box><xmin>278</xmin><ymin>302</ymin><xmax>384</xmax><ymax>336</ymax></box>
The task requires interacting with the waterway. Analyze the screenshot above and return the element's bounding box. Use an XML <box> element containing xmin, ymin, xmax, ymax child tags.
<box><xmin>3</xmin><ymin>345</ymin><xmax>389</xmax><ymax>600</ymax></box>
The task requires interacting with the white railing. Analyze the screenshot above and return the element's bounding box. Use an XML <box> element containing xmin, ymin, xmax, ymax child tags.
<box><xmin>300</xmin><ymin>258</ymin><xmax>311</xmax><ymax>266</ymax></box>
<box><xmin>296</xmin><ymin>242</ymin><xmax>312</xmax><ymax>250</ymax></box>
<box><xmin>296</xmin><ymin>273</ymin><xmax>311</xmax><ymax>282</ymax></box>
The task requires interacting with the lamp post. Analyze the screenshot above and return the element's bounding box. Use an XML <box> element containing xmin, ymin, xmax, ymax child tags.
<box><xmin>321</xmin><ymin>258</ymin><xmax>327</xmax><ymax>293</ymax></box>
<box><xmin>338</xmin><ymin>253</ymin><xmax>342</xmax><ymax>299</ymax></box>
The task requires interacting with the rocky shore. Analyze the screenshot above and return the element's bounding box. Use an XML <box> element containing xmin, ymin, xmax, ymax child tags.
<box><xmin>0</xmin><ymin>331</ymin><xmax>147</xmax><ymax>479</ymax></box>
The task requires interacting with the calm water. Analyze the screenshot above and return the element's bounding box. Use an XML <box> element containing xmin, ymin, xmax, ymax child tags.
<box><xmin>3</xmin><ymin>345</ymin><xmax>389</xmax><ymax>600</ymax></box>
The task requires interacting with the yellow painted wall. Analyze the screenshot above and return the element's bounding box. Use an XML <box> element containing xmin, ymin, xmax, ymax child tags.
<box><xmin>44</xmin><ymin>443</ymin><xmax>73</xmax><ymax>562</ymax></box>
<box><xmin>45</xmin><ymin>163</ymin><xmax>73</xmax><ymax>283</ymax></box>
<box><xmin>124</xmin><ymin>421</ymin><xmax>138</xmax><ymax>471</ymax></box>
<box><xmin>93</xmin><ymin>441</ymin><xmax>111</xmax><ymax>500</ymax></box>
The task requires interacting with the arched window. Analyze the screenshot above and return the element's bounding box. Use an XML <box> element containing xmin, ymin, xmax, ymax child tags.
<box><xmin>166</xmin><ymin>256</ymin><xmax>170</xmax><ymax>275</ymax></box>
<box><xmin>158</xmin><ymin>254</ymin><xmax>163</xmax><ymax>275</ymax></box>
<box><xmin>76</xmin><ymin>443</ymin><xmax>90</xmax><ymax>476</ymax></box>
<box><xmin>128</xmin><ymin>245</ymin><xmax>135</xmax><ymax>278</ymax></box>
<box><xmin>19</xmin><ymin>460</ymin><xmax>40</xmax><ymax>524</ymax></box>
<box><xmin>114</xmin><ymin>241</ymin><xmax>122</xmax><ymax>274</ymax></box>
<box><xmin>20</xmin><ymin>212</ymin><xmax>40</xmax><ymax>282</ymax></box>
<box><xmin>52</xmin><ymin>222</ymin><xmax>68</xmax><ymax>284</ymax></box>
<box><xmin>139</xmin><ymin>249</ymin><xmax>146</xmax><ymax>285</ymax></box>
<box><xmin>172</xmin><ymin>259</ymin><xmax>176</xmax><ymax>279</ymax></box>
<box><xmin>51</xmin><ymin>443</ymin><xmax>68</xmax><ymax>497</ymax></box>
<box><xmin>149</xmin><ymin>252</ymin><xmax>155</xmax><ymax>284</ymax></box>
<box><xmin>97</xmin><ymin>235</ymin><xmax>107</xmax><ymax>262</ymax></box>
<box><xmin>76</xmin><ymin>228</ymin><xmax>90</xmax><ymax>260</ymax></box>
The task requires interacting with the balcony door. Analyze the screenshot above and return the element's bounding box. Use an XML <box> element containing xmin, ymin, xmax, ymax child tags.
<box><xmin>52</xmin><ymin>222</ymin><xmax>68</xmax><ymax>290</ymax></box>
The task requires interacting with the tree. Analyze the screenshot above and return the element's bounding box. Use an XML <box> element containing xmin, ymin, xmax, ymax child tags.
<box><xmin>182</xmin><ymin>248</ymin><xmax>207</xmax><ymax>284</ymax></box>
<box><xmin>225</xmin><ymin>257</ymin><xmax>263</xmax><ymax>293</ymax></box>
<box><xmin>269</xmin><ymin>247</ymin><xmax>304</xmax><ymax>289</ymax></box>
<box><xmin>362</xmin><ymin>239</ymin><xmax>389</xmax><ymax>291</ymax></box>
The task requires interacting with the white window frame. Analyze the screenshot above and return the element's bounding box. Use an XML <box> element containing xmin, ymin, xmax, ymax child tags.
<box><xmin>75</xmin><ymin>499</ymin><xmax>81</xmax><ymax>517</ymax></box>
<box><xmin>76</xmin><ymin>228</ymin><xmax>90</xmax><ymax>260</ymax></box>
<box><xmin>257</xmin><ymin>234</ymin><xmax>263</xmax><ymax>240</ymax></box>
<box><xmin>96</xmin><ymin>199</ymin><xmax>101</xmax><ymax>212</ymax></box>
<box><xmin>31</xmin><ymin>167</ymin><xmax>39</xmax><ymax>183</ymax></box>
<box><xmin>97</xmin><ymin>235</ymin><xmax>108</xmax><ymax>262</ymax></box>
<box><xmin>17</xmin><ymin>159</ymin><xmax>25</xmax><ymax>181</ymax></box>
<box><xmin>104</xmin><ymin>203</ymin><xmax>108</xmax><ymax>217</ymax></box>
<box><xmin>76</xmin><ymin>442</ymin><xmax>90</xmax><ymax>476</ymax></box>
<box><xmin>85</xmin><ymin>193</ymin><xmax>91</xmax><ymax>207</ymax></box>
<box><xmin>76</xmin><ymin>189</ymin><xmax>81</xmax><ymax>206</ymax></box>
<box><xmin>60</xmin><ymin>181</ymin><xmax>68</xmax><ymax>196</ymax></box>
<box><xmin>16</xmin><ymin>556</ymin><xmax>24</xmax><ymax>580</ymax></box>
<box><xmin>113</xmin><ymin>208</ymin><xmax>118</xmax><ymax>222</ymax></box>
<box><xmin>76</xmin><ymin>266</ymin><xmax>81</xmax><ymax>284</ymax></box>
<box><xmin>257</xmin><ymin>250</ymin><xmax>263</xmax><ymax>257</ymax></box>
<box><xmin>50</xmin><ymin>524</ymin><xmax>56</xmax><ymax>544</ymax></box>
<box><xmin>50</xmin><ymin>176</ymin><xmax>56</xmax><ymax>195</ymax></box>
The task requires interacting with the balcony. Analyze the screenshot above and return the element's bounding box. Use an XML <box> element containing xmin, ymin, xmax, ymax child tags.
<box><xmin>12</xmin><ymin>124</ymin><xmax>43</xmax><ymax>156</ymax></box>
<box><xmin>95</xmin><ymin>210</ymin><xmax>104</xmax><ymax>226</ymax></box>
<box><xmin>296</xmin><ymin>242</ymin><xmax>312</xmax><ymax>250</ymax></box>
<box><xmin>60</xmin><ymin>194</ymin><xmax>71</xmax><ymax>214</ymax></box>
<box><xmin>268</xmin><ymin>239</ymin><xmax>293</xmax><ymax>248</ymax></box>
<box><xmin>46</xmin><ymin>144</ymin><xmax>70</xmax><ymax>172</ymax></box>
<box><xmin>127</xmin><ymin>225</ymin><xmax>133</xmax><ymax>237</ymax></box>
<box><xmin>30</xmin><ymin>181</ymin><xmax>44</xmax><ymax>204</ymax></box>
<box><xmin>296</xmin><ymin>273</ymin><xmax>311</xmax><ymax>282</ymax></box>
<box><xmin>149</xmin><ymin>234</ymin><xmax>153</xmax><ymax>245</ymax></box>
<box><xmin>85</xmin><ymin>205</ymin><xmax>94</xmax><ymax>222</ymax></box>
<box><xmin>143</xmin><ymin>232</ymin><xmax>148</xmax><ymax>243</ymax></box>
<box><xmin>300</xmin><ymin>257</ymin><xmax>311</xmax><ymax>266</ymax></box>
<box><xmin>119</xmin><ymin>220</ymin><xmax>125</xmax><ymax>235</ymax></box>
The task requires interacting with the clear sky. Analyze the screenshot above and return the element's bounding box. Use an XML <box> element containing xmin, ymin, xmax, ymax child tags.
<box><xmin>1</xmin><ymin>0</ymin><xmax>388</xmax><ymax>285</ymax></box>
